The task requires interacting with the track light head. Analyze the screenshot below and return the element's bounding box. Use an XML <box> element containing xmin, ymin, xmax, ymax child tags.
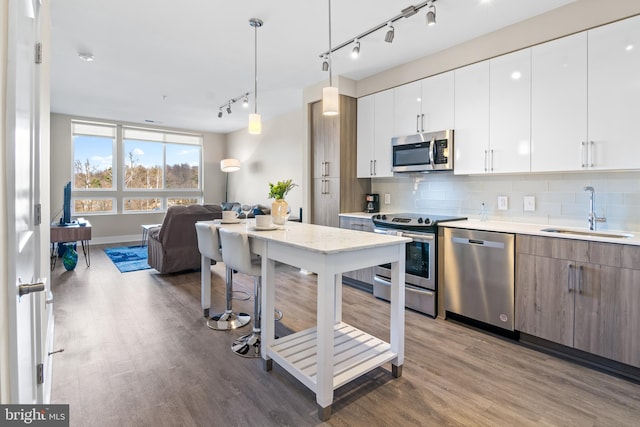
<box><xmin>384</xmin><ymin>23</ymin><xmax>394</xmax><ymax>43</ymax></box>
<box><xmin>426</xmin><ymin>4</ymin><xmax>436</xmax><ymax>26</ymax></box>
<box><xmin>351</xmin><ymin>40</ymin><xmax>360</xmax><ymax>58</ymax></box>
<box><xmin>226</xmin><ymin>103</ymin><xmax>232</xmax><ymax>114</ymax></box>
<box><xmin>322</xmin><ymin>55</ymin><xmax>329</xmax><ymax>71</ymax></box>
<box><xmin>218</xmin><ymin>109</ymin><xmax>223</xmax><ymax>118</ymax></box>
<box><xmin>242</xmin><ymin>94</ymin><xmax>249</xmax><ymax>108</ymax></box>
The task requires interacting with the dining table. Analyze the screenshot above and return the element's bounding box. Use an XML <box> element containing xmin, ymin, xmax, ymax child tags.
<box><xmin>202</xmin><ymin>219</ymin><xmax>410</xmax><ymax>421</ymax></box>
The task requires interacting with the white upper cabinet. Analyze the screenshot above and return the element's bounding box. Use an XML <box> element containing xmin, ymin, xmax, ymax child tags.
<box><xmin>421</xmin><ymin>71</ymin><xmax>455</xmax><ymax>133</ymax></box>
<box><xmin>454</xmin><ymin>61</ymin><xmax>490</xmax><ymax>175</ymax></box>
<box><xmin>588</xmin><ymin>14</ymin><xmax>640</xmax><ymax>170</ymax></box>
<box><xmin>357</xmin><ymin>89</ymin><xmax>394</xmax><ymax>178</ymax></box>
<box><xmin>531</xmin><ymin>32</ymin><xmax>588</xmax><ymax>172</ymax></box>
<box><xmin>489</xmin><ymin>48</ymin><xmax>531</xmax><ymax>174</ymax></box>
<box><xmin>393</xmin><ymin>80</ymin><xmax>422</xmax><ymax>136</ymax></box>
<box><xmin>393</xmin><ymin>72</ymin><xmax>454</xmax><ymax>136</ymax></box>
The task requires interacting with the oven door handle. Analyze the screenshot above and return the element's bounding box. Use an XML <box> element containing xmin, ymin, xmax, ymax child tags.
<box><xmin>401</xmin><ymin>232</ymin><xmax>434</xmax><ymax>242</ymax></box>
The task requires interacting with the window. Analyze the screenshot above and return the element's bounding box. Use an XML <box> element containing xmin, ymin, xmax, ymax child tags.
<box><xmin>71</xmin><ymin>120</ymin><xmax>203</xmax><ymax>215</ymax></box>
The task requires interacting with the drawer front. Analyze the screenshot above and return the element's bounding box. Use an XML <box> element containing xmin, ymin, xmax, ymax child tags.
<box><xmin>517</xmin><ymin>235</ymin><xmax>588</xmax><ymax>262</ymax></box>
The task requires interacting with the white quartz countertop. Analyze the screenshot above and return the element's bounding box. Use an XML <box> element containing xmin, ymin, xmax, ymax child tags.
<box><xmin>440</xmin><ymin>219</ymin><xmax>640</xmax><ymax>246</ymax></box>
<box><xmin>210</xmin><ymin>220</ymin><xmax>410</xmax><ymax>254</ymax></box>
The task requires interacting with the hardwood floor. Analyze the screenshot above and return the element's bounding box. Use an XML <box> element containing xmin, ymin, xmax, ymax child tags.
<box><xmin>50</xmin><ymin>243</ymin><xmax>640</xmax><ymax>426</ymax></box>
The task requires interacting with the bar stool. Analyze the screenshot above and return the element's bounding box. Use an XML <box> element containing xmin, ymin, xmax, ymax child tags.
<box><xmin>218</xmin><ymin>228</ymin><xmax>265</xmax><ymax>358</ymax></box>
<box><xmin>195</xmin><ymin>222</ymin><xmax>250</xmax><ymax>330</ymax></box>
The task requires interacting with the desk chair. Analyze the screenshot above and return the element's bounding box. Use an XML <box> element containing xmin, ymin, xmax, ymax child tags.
<box><xmin>195</xmin><ymin>222</ymin><xmax>250</xmax><ymax>330</ymax></box>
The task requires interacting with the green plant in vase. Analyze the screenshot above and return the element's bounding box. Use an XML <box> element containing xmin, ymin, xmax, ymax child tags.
<box><xmin>268</xmin><ymin>179</ymin><xmax>297</xmax><ymax>225</ymax></box>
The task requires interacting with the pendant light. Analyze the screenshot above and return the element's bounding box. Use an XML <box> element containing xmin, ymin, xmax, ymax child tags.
<box><xmin>248</xmin><ymin>18</ymin><xmax>263</xmax><ymax>134</ymax></box>
<box><xmin>322</xmin><ymin>0</ymin><xmax>339</xmax><ymax>116</ymax></box>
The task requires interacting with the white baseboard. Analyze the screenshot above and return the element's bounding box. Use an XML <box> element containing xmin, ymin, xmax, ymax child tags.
<box><xmin>91</xmin><ymin>234</ymin><xmax>141</xmax><ymax>246</ymax></box>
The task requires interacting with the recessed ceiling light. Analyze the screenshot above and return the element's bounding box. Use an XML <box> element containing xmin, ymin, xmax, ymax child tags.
<box><xmin>78</xmin><ymin>52</ymin><xmax>94</xmax><ymax>62</ymax></box>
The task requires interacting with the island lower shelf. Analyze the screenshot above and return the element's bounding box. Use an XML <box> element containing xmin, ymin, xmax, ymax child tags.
<box><xmin>267</xmin><ymin>322</ymin><xmax>397</xmax><ymax>392</ymax></box>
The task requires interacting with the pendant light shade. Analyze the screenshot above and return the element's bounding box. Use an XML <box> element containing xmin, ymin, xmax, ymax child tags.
<box><xmin>322</xmin><ymin>0</ymin><xmax>339</xmax><ymax>116</ymax></box>
<box><xmin>248</xmin><ymin>18</ymin><xmax>263</xmax><ymax>134</ymax></box>
<box><xmin>248</xmin><ymin>113</ymin><xmax>262</xmax><ymax>134</ymax></box>
<box><xmin>322</xmin><ymin>86</ymin><xmax>339</xmax><ymax>116</ymax></box>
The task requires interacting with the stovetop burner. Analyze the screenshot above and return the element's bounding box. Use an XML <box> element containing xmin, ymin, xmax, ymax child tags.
<box><xmin>372</xmin><ymin>212</ymin><xmax>467</xmax><ymax>231</ymax></box>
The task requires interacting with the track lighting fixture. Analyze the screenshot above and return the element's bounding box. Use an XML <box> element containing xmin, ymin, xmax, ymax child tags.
<box><xmin>318</xmin><ymin>1</ymin><xmax>441</xmax><ymax>59</ymax></box>
<box><xmin>216</xmin><ymin>92</ymin><xmax>250</xmax><ymax>119</ymax></box>
<box><xmin>426</xmin><ymin>3</ymin><xmax>436</xmax><ymax>26</ymax></box>
<box><xmin>384</xmin><ymin>23</ymin><xmax>395</xmax><ymax>43</ymax></box>
<box><xmin>351</xmin><ymin>40</ymin><xmax>360</xmax><ymax>58</ymax></box>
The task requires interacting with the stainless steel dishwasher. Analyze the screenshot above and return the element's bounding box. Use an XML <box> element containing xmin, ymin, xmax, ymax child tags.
<box><xmin>443</xmin><ymin>228</ymin><xmax>515</xmax><ymax>331</ymax></box>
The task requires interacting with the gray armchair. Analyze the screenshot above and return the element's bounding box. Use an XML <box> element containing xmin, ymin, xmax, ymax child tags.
<box><xmin>147</xmin><ymin>204</ymin><xmax>223</xmax><ymax>274</ymax></box>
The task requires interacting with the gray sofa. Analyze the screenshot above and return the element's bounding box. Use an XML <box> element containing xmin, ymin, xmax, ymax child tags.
<box><xmin>147</xmin><ymin>204</ymin><xmax>223</xmax><ymax>274</ymax></box>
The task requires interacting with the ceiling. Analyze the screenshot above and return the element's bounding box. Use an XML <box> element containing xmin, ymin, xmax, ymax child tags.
<box><xmin>50</xmin><ymin>0</ymin><xmax>575</xmax><ymax>135</ymax></box>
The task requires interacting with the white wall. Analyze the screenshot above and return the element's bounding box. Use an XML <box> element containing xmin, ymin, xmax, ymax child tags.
<box><xmin>372</xmin><ymin>171</ymin><xmax>640</xmax><ymax>232</ymax></box>
<box><xmin>50</xmin><ymin>113</ymin><xmax>226</xmax><ymax>242</ymax></box>
<box><xmin>0</xmin><ymin>0</ymin><xmax>9</xmax><ymax>402</ymax></box>
<box><xmin>224</xmin><ymin>109</ymin><xmax>304</xmax><ymax>219</ymax></box>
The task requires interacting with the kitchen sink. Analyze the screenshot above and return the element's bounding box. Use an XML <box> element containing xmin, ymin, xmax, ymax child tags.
<box><xmin>540</xmin><ymin>228</ymin><xmax>634</xmax><ymax>239</ymax></box>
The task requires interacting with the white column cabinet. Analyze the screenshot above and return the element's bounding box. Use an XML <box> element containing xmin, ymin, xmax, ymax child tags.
<box><xmin>531</xmin><ymin>32</ymin><xmax>588</xmax><ymax>172</ymax></box>
<box><xmin>587</xmin><ymin>14</ymin><xmax>640</xmax><ymax>170</ymax></box>
<box><xmin>357</xmin><ymin>89</ymin><xmax>394</xmax><ymax>178</ymax></box>
<box><xmin>454</xmin><ymin>61</ymin><xmax>490</xmax><ymax>175</ymax></box>
<box><xmin>489</xmin><ymin>48</ymin><xmax>531</xmax><ymax>174</ymax></box>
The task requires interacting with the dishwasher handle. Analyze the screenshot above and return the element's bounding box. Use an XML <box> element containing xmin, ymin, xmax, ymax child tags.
<box><xmin>451</xmin><ymin>236</ymin><xmax>505</xmax><ymax>249</ymax></box>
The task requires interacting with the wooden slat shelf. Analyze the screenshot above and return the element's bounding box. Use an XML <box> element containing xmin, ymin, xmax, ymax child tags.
<box><xmin>268</xmin><ymin>322</ymin><xmax>397</xmax><ymax>392</ymax></box>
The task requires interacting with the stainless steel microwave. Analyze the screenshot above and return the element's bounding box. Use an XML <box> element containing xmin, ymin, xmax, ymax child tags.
<box><xmin>391</xmin><ymin>129</ymin><xmax>454</xmax><ymax>173</ymax></box>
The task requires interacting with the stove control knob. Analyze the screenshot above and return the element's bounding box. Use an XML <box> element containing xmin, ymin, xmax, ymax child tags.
<box><xmin>381</xmin><ymin>215</ymin><xmax>387</xmax><ymax>220</ymax></box>
<box><xmin>425</xmin><ymin>218</ymin><xmax>431</xmax><ymax>225</ymax></box>
<box><xmin>375</xmin><ymin>214</ymin><xmax>381</xmax><ymax>219</ymax></box>
<box><xmin>417</xmin><ymin>218</ymin><xmax>423</xmax><ymax>224</ymax></box>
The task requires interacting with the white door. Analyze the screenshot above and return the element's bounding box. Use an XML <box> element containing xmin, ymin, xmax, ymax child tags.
<box><xmin>5</xmin><ymin>0</ymin><xmax>46</xmax><ymax>404</ymax></box>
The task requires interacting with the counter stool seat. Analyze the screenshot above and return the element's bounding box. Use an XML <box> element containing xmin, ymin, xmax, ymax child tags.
<box><xmin>195</xmin><ymin>222</ymin><xmax>250</xmax><ymax>330</ymax></box>
<box><xmin>218</xmin><ymin>228</ymin><xmax>268</xmax><ymax>358</ymax></box>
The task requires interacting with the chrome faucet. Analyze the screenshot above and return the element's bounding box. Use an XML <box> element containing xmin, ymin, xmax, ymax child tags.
<box><xmin>584</xmin><ymin>186</ymin><xmax>606</xmax><ymax>230</ymax></box>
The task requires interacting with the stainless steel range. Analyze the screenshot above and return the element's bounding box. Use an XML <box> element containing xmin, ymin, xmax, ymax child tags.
<box><xmin>372</xmin><ymin>212</ymin><xmax>466</xmax><ymax>317</ymax></box>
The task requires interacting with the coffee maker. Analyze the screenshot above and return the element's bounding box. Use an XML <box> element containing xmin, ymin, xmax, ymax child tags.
<box><xmin>365</xmin><ymin>193</ymin><xmax>380</xmax><ymax>213</ymax></box>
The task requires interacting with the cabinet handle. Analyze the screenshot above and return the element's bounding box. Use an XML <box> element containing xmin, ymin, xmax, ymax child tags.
<box><xmin>578</xmin><ymin>265</ymin><xmax>583</xmax><ymax>294</ymax></box>
<box><xmin>416</xmin><ymin>115</ymin><xmax>420</xmax><ymax>133</ymax></box>
<box><xmin>421</xmin><ymin>114</ymin><xmax>425</xmax><ymax>132</ymax></box>
<box><xmin>373</xmin><ymin>159</ymin><xmax>377</xmax><ymax>175</ymax></box>
<box><xmin>370</xmin><ymin>160</ymin><xmax>374</xmax><ymax>176</ymax></box>
<box><xmin>321</xmin><ymin>161</ymin><xmax>325</xmax><ymax>177</ymax></box>
<box><xmin>589</xmin><ymin>141</ymin><xmax>594</xmax><ymax>168</ymax></box>
<box><xmin>484</xmin><ymin>150</ymin><xmax>488</xmax><ymax>172</ymax></box>
<box><xmin>568</xmin><ymin>264</ymin><xmax>574</xmax><ymax>293</ymax></box>
<box><xmin>580</xmin><ymin>142</ymin><xmax>586</xmax><ymax>168</ymax></box>
<box><xmin>325</xmin><ymin>161</ymin><xmax>330</xmax><ymax>177</ymax></box>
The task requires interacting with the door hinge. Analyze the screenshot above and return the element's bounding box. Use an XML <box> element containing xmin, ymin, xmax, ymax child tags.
<box><xmin>35</xmin><ymin>203</ymin><xmax>42</xmax><ymax>225</ymax></box>
<box><xmin>35</xmin><ymin>43</ymin><xmax>42</xmax><ymax>64</ymax></box>
<box><xmin>37</xmin><ymin>363</ymin><xmax>44</xmax><ymax>384</ymax></box>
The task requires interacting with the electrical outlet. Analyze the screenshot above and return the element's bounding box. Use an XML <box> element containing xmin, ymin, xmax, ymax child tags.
<box><xmin>497</xmin><ymin>196</ymin><xmax>508</xmax><ymax>211</ymax></box>
<box><xmin>384</xmin><ymin>193</ymin><xmax>391</xmax><ymax>204</ymax></box>
<box><xmin>523</xmin><ymin>196</ymin><xmax>536</xmax><ymax>212</ymax></box>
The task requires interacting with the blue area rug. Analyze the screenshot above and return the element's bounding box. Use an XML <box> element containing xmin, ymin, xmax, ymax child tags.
<box><xmin>104</xmin><ymin>245</ymin><xmax>151</xmax><ymax>273</ymax></box>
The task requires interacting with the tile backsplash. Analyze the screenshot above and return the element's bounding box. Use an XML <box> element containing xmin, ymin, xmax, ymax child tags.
<box><xmin>371</xmin><ymin>170</ymin><xmax>640</xmax><ymax>232</ymax></box>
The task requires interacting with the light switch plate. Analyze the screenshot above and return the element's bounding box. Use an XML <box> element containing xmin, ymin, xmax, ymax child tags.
<box><xmin>384</xmin><ymin>193</ymin><xmax>391</xmax><ymax>204</ymax></box>
<box><xmin>524</xmin><ymin>196</ymin><xmax>536</xmax><ymax>212</ymax></box>
<box><xmin>497</xmin><ymin>196</ymin><xmax>508</xmax><ymax>211</ymax></box>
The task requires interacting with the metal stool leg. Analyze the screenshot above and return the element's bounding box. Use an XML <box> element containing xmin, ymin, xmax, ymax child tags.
<box><xmin>231</xmin><ymin>276</ymin><xmax>261</xmax><ymax>357</ymax></box>
<box><xmin>207</xmin><ymin>267</ymin><xmax>251</xmax><ymax>330</ymax></box>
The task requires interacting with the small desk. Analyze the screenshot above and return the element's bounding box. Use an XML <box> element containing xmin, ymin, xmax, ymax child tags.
<box><xmin>50</xmin><ymin>221</ymin><xmax>92</xmax><ymax>270</ymax></box>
